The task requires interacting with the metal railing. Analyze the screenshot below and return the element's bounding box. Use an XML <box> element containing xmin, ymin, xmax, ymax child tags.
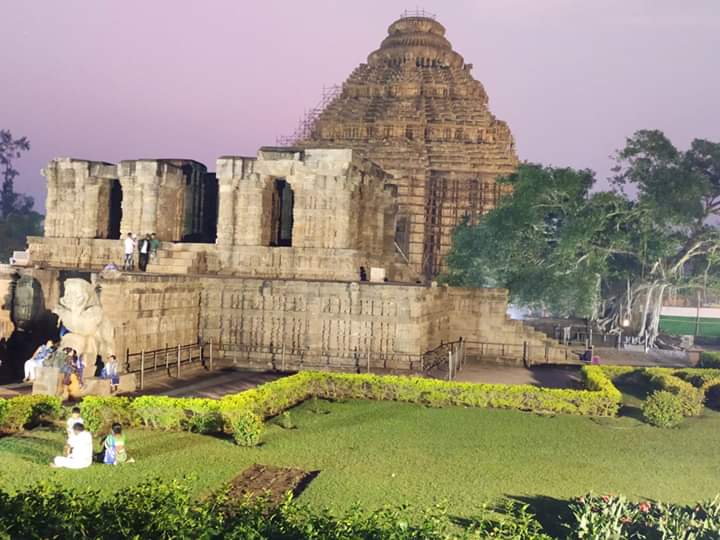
<box><xmin>125</xmin><ymin>339</ymin><xmax>214</xmax><ymax>390</ymax></box>
<box><xmin>226</xmin><ymin>342</ymin><xmax>425</xmax><ymax>373</ymax></box>
<box><xmin>400</xmin><ymin>9</ymin><xmax>437</xmax><ymax>20</ymax></box>
<box><xmin>464</xmin><ymin>340</ymin><xmax>576</xmax><ymax>366</ymax></box>
<box><xmin>422</xmin><ymin>338</ymin><xmax>466</xmax><ymax>380</ymax></box>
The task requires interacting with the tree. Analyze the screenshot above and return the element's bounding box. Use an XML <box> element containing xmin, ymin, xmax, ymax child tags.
<box><xmin>0</xmin><ymin>130</ymin><xmax>42</xmax><ymax>261</ymax></box>
<box><xmin>1</xmin><ymin>130</ymin><xmax>32</xmax><ymax>218</ymax></box>
<box><xmin>444</xmin><ymin>130</ymin><xmax>720</xmax><ymax>347</ymax></box>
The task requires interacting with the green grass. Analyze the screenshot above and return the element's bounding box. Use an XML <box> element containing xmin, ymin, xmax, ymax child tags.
<box><xmin>659</xmin><ymin>315</ymin><xmax>720</xmax><ymax>337</ymax></box>
<box><xmin>1</xmin><ymin>398</ymin><xmax>718</xmax><ymax>518</ymax></box>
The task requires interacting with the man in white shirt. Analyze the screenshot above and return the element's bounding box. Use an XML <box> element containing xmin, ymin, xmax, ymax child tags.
<box><xmin>51</xmin><ymin>423</ymin><xmax>93</xmax><ymax>469</ymax></box>
<box><xmin>123</xmin><ymin>233</ymin><xmax>135</xmax><ymax>271</ymax></box>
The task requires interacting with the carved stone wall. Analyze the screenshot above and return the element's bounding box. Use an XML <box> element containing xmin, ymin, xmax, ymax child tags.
<box><xmin>88</xmin><ymin>273</ymin><xmax>553</xmax><ymax>371</ymax></box>
<box><xmin>43</xmin><ymin>159</ymin><xmax>120</xmax><ymax>239</ymax></box>
<box><xmin>97</xmin><ymin>274</ymin><xmax>202</xmax><ymax>360</ymax></box>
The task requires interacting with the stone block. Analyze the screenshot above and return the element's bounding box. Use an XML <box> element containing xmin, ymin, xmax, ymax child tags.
<box><xmin>32</xmin><ymin>367</ymin><xmax>63</xmax><ymax>397</ymax></box>
<box><xmin>369</xmin><ymin>267</ymin><xmax>386</xmax><ymax>283</ymax></box>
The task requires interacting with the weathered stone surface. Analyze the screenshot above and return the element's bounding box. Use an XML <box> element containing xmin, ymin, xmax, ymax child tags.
<box><xmin>53</xmin><ymin>278</ymin><xmax>115</xmax><ymax>363</ymax></box>
<box><xmin>0</xmin><ymin>266</ymin><xmax>15</xmax><ymax>340</ymax></box>
<box><xmin>297</xmin><ymin>15</ymin><xmax>518</xmax><ymax>278</ymax></box>
<box><xmin>43</xmin><ymin>159</ymin><xmax>120</xmax><ymax>240</ymax></box>
<box><xmin>13</xmin><ymin>14</ymin><xmax>560</xmax><ymax>381</ymax></box>
<box><xmin>32</xmin><ymin>367</ymin><xmax>63</xmax><ymax>396</ymax></box>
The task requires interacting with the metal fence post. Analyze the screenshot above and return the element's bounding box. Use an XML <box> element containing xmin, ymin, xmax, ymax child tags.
<box><xmin>448</xmin><ymin>348</ymin><xmax>453</xmax><ymax>381</ymax></box>
<box><xmin>209</xmin><ymin>338</ymin><xmax>214</xmax><ymax>372</ymax></box>
<box><xmin>140</xmin><ymin>350</ymin><xmax>145</xmax><ymax>390</ymax></box>
<box><xmin>153</xmin><ymin>350</ymin><xmax>157</xmax><ymax>372</ymax></box>
<box><xmin>165</xmin><ymin>343</ymin><xmax>169</xmax><ymax>374</ymax></box>
<box><xmin>177</xmin><ymin>344</ymin><xmax>181</xmax><ymax>377</ymax></box>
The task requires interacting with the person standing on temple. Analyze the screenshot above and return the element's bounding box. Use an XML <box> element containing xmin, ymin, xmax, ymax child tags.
<box><xmin>138</xmin><ymin>234</ymin><xmax>150</xmax><ymax>272</ymax></box>
<box><xmin>149</xmin><ymin>233</ymin><xmax>160</xmax><ymax>262</ymax></box>
<box><xmin>123</xmin><ymin>233</ymin><xmax>135</xmax><ymax>271</ymax></box>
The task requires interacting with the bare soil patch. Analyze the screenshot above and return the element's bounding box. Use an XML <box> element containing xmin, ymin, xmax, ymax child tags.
<box><xmin>227</xmin><ymin>464</ymin><xmax>317</xmax><ymax>505</ymax></box>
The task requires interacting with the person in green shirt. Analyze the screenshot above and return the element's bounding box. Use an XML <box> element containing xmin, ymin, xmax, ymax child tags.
<box><xmin>103</xmin><ymin>423</ymin><xmax>133</xmax><ymax>465</ymax></box>
<box><xmin>149</xmin><ymin>233</ymin><xmax>161</xmax><ymax>261</ymax></box>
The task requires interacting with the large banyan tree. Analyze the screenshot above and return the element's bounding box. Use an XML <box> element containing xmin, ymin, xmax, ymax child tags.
<box><xmin>444</xmin><ymin>130</ymin><xmax>720</xmax><ymax>347</ymax></box>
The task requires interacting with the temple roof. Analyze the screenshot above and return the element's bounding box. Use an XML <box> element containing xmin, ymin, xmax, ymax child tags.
<box><xmin>368</xmin><ymin>16</ymin><xmax>464</xmax><ymax>68</ymax></box>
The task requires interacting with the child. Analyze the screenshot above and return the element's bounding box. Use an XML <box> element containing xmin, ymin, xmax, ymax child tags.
<box><xmin>66</xmin><ymin>406</ymin><xmax>84</xmax><ymax>437</ymax></box>
<box><xmin>102</xmin><ymin>355</ymin><xmax>120</xmax><ymax>392</ymax></box>
<box><xmin>103</xmin><ymin>423</ymin><xmax>133</xmax><ymax>465</ymax></box>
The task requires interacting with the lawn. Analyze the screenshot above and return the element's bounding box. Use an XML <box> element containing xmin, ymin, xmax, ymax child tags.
<box><xmin>1</xmin><ymin>397</ymin><xmax>718</xmax><ymax>519</ymax></box>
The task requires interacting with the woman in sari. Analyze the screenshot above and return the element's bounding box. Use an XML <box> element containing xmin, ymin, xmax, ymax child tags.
<box><xmin>103</xmin><ymin>423</ymin><xmax>130</xmax><ymax>465</ymax></box>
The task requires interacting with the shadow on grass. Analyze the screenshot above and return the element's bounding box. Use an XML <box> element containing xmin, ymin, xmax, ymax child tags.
<box><xmin>0</xmin><ymin>432</ymin><xmax>59</xmax><ymax>464</ymax></box>
<box><xmin>449</xmin><ymin>494</ymin><xmax>572</xmax><ymax>539</ymax></box>
<box><xmin>611</xmin><ymin>371</ymin><xmax>656</xmax><ymax>423</ymax></box>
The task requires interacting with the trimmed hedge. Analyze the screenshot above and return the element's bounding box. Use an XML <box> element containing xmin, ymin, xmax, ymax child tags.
<box><xmin>642</xmin><ymin>390</ymin><xmax>685</xmax><ymax>428</ymax></box>
<box><xmin>700</xmin><ymin>350</ymin><xmax>720</xmax><ymax>368</ymax></box>
<box><xmin>644</xmin><ymin>368</ymin><xmax>705</xmax><ymax>417</ymax></box>
<box><xmin>3</xmin><ymin>369</ymin><xmax>622</xmax><ymax>444</ymax></box>
<box><xmin>299</xmin><ymin>368</ymin><xmax>621</xmax><ymax>417</ymax></box>
<box><xmin>0</xmin><ymin>395</ymin><xmax>62</xmax><ymax>433</ymax></box>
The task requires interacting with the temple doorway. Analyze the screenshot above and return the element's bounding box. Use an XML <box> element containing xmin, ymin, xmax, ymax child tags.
<box><xmin>107</xmin><ymin>179</ymin><xmax>123</xmax><ymax>240</ymax></box>
<box><xmin>270</xmin><ymin>179</ymin><xmax>294</xmax><ymax>247</ymax></box>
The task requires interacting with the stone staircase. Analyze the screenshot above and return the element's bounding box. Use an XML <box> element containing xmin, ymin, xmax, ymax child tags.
<box><xmin>145</xmin><ymin>244</ymin><xmax>215</xmax><ymax>275</ymax></box>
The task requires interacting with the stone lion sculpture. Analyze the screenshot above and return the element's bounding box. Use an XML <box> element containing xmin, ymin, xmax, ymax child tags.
<box><xmin>53</xmin><ymin>278</ymin><xmax>115</xmax><ymax>363</ymax></box>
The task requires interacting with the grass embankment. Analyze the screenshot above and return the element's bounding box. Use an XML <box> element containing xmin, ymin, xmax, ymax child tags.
<box><xmin>1</xmin><ymin>397</ymin><xmax>718</xmax><ymax>516</ymax></box>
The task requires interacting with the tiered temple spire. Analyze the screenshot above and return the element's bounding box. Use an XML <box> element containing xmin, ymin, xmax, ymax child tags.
<box><xmin>298</xmin><ymin>14</ymin><xmax>518</xmax><ymax>279</ymax></box>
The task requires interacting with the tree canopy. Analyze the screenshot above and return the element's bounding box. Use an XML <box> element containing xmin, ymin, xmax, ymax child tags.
<box><xmin>0</xmin><ymin>130</ymin><xmax>42</xmax><ymax>261</ymax></box>
<box><xmin>444</xmin><ymin>130</ymin><xmax>720</xmax><ymax>346</ymax></box>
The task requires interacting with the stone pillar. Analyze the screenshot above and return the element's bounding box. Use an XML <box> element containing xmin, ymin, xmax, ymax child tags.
<box><xmin>119</xmin><ymin>160</ymin><xmax>204</xmax><ymax>242</ymax></box>
<box><xmin>216</xmin><ymin>157</ymin><xmax>241</xmax><ymax>247</ymax></box>
<box><xmin>42</xmin><ymin>159</ymin><xmax>118</xmax><ymax>239</ymax></box>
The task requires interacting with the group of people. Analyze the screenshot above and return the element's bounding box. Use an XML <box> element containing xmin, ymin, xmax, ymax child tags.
<box><xmin>123</xmin><ymin>232</ymin><xmax>160</xmax><ymax>272</ymax></box>
<box><xmin>23</xmin><ymin>341</ymin><xmax>120</xmax><ymax>392</ymax></box>
<box><xmin>24</xmin><ymin>340</ymin><xmax>83</xmax><ymax>385</ymax></box>
<box><xmin>51</xmin><ymin>407</ymin><xmax>132</xmax><ymax>469</ymax></box>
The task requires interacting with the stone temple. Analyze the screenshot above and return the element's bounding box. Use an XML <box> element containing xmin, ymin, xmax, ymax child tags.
<box><xmin>295</xmin><ymin>15</ymin><xmax>518</xmax><ymax>279</ymax></box>
<box><xmin>1</xmin><ymin>13</ymin><xmax>557</xmax><ymax>379</ymax></box>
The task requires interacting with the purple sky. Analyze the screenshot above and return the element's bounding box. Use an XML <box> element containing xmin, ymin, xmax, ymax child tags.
<box><xmin>2</xmin><ymin>0</ymin><xmax>719</xmax><ymax>212</ymax></box>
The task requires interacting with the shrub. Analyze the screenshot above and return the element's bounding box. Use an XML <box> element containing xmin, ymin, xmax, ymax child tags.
<box><xmin>568</xmin><ymin>493</ymin><xmax>720</xmax><ymax>539</ymax></box>
<box><xmin>673</xmin><ymin>368</ymin><xmax>720</xmax><ymax>389</ymax></box>
<box><xmin>0</xmin><ymin>395</ymin><xmax>61</xmax><ymax>433</ymax></box>
<box><xmin>305</xmin><ymin>370</ymin><xmax>621</xmax><ymax>417</ymax></box>
<box><xmin>705</xmin><ymin>382</ymin><xmax>720</xmax><ymax>410</ymax></box>
<box><xmin>700</xmin><ymin>351</ymin><xmax>720</xmax><ymax>369</ymax></box>
<box><xmin>0</xmin><ymin>399</ymin><xmax>8</xmax><ymax>431</ymax></box>
<box><xmin>224</xmin><ymin>408</ymin><xmax>264</xmax><ymax>446</ymax></box>
<box><xmin>130</xmin><ymin>396</ymin><xmax>188</xmax><ymax>431</ymax></box>
<box><xmin>182</xmin><ymin>399</ymin><xmax>223</xmax><ymax>434</ymax></box>
<box><xmin>79</xmin><ymin>396</ymin><xmax>133</xmax><ymax>433</ymax></box>
<box><xmin>642</xmin><ymin>391</ymin><xmax>685</xmax><ymax>428</ymax></box>
<box><xmin>644</xmin><ymin>368</ymin><xmax>704</xmax><ymax>416</ymax></box>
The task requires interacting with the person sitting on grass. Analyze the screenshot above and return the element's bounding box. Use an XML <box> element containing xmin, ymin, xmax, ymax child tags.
<box><xmin>51</xmin><ymin>423</ymin><xmax>93</xmax><ymax>469</ymax></box>
<box><xmin>66</xmin><ymin>406</ymin><xmax>84</xmax><ymax>438</ymax></box>
<box><xmin>103</xmin><ymin>423</ymin><xmax>133</xmax><ymax>465</ymax></box>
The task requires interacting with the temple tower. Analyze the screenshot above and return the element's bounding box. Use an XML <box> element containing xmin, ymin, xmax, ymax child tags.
<box><xmin>297</xmin><ymin>13</ymin><xmax>518</xmax><ymax>279</ymax></box>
